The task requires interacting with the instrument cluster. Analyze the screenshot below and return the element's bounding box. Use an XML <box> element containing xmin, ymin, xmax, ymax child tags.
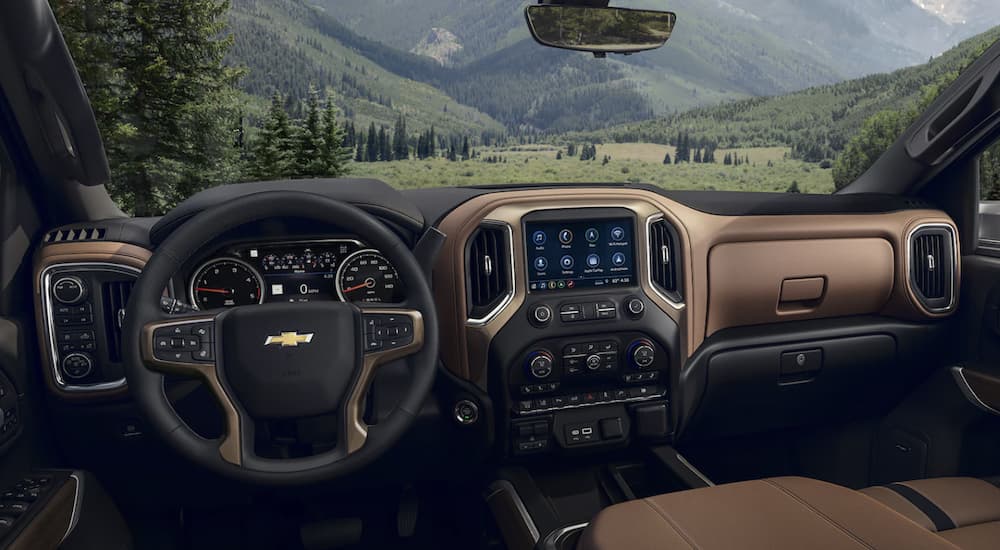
<box><xmin>187</xmin><ymin>239</ymin><xmax>403</xmax><ymax>310</ymax></box>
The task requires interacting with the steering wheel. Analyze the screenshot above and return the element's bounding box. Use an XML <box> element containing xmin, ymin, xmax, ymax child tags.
<box><xmin>122</xmin><ymin>192</ymin><xmax>439</xmax><ymax>484</ymax></box>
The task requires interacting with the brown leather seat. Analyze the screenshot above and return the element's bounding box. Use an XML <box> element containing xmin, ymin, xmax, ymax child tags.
<box><xmin>579</xmin><ymin>476</ymin><xmax>1000</xmax><ymax>550</ymax></box>
<box><xmin>860</xmin><ymin>478</ymin><xmax>1000</xmax><ymax>550</ymax></box>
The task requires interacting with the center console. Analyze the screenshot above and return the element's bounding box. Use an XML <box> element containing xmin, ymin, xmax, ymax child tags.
<box><xmin>488</xmin><ymin>208</ymin><xmax>680</xmax><ymax>458</ymax></box>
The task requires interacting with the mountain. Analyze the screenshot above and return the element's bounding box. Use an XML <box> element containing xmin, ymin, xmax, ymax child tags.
<box><xmin>913</xmin><ymin>0</ymin><xmax>1000</xmax><ymax>30</ymax></box>
<box><xmin>571</xmin><ymin>25</ymin><xmax>1000</xmax><ymax>159</ymax></box>
<box><xmin>227</xmin><ymin>0</ymin><xmax>502</xmax><ymax>136</ymax></box>
<box><xmin>412</xmin><ymin>28</ymin><xmax>463</xmax><ymax>66</ymax></box>
<box><xmin>320</xmin><ymin>0</ymin><xmax>1000</xmax><ymax>77</ymax></box>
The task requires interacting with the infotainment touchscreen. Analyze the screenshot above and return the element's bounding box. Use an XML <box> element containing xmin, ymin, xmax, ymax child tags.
<box><xmin>525</xmin><ymin>218</ymin><xmax>635</xmax><ymax>292</ymax></box>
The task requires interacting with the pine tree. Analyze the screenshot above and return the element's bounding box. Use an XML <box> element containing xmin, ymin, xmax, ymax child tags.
<box><xmin>251</xmin><ymin>92</ymin><xmax>295</xmax><ymax>180</ymax></box>
<box><xmin>429</xmin><ymin>126</ymin><xmax>437</xmax><ymax>158</ymax></box>
<box><xmin>392</xmin><ymin>114</ymin><xmax>409</xmax><ymax>160</ymax></box>
<box><xmin>321</xmin><ymin>97</ymin><xmax>351</xmax><ymax>176</ymax></box>
<box><xmin>366</xmin><ymin>123</ymin><xmax>378</xmax><ymax>162</ymax></box>
<box><xmin>663</xmin><ymin>153</ymin><xmax>671</xmax><ymax>165</ymax></box>
<box><xmin>557</xmin><ymin>151</ymin><xmax>563</xmax><ymax>160</ymax></box>
<box><xmin>462</xmin><ymin>137</ymin><xmax>470</xmax><ymax>161</ymax></box>
<box><xmin>377</xmin><ymin>126</ymin><xmax>390</xmax><ymax>161</ymax></box>
<box><xmin>73</xmin><ymin>0</ymin><xmax>244</xmax><ymax>214</ymax></box>
<box><xmin>295</xmin><ymin>85</ymin><xmax>327</xmax><ymax>177</ymax></box>
<box><xmin>694</xmin><ymin>149</ymin><xmax>702</xmax><ymax>163</ymax></box>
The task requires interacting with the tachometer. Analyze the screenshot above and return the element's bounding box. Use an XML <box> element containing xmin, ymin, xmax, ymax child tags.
<box><xmin>336</xmin><ymin>250</ymin><xmax>402</xmax><ymax>303</ymax></box>
<box><xmin>190</xmin><ymin>259</ymin><xmax>265</xmax><ymax>309</ymax></box>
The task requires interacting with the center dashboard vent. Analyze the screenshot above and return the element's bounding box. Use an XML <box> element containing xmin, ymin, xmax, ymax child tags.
<box><xmin>466</xmin><ymin>223</ymin><xmax>513</xmax><ymax>322</ymax></box>
<box><xmin>909</xmin><ymin>225</ymin><xmax>957</xmax><ymax>313</ymax></box>
<box><xmin>649</xmin><ymin>218</ymin><xmax>683</xmax><ymax>303</ymax></box>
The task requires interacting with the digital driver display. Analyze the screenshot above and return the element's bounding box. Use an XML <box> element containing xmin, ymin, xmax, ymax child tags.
<box><xmin>525</xmin><ymin>218</ymin><xmax>636</xmax><ymax>292</ymax></box>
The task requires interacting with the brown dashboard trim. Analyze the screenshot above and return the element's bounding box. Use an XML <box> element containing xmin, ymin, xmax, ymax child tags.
<box><xmin>33</xmin><ymin>242</ymin><xmax>153</xmax><ymax>400</ymax></box>
<box><xmin>706</xmin><ymin>238</ymin><xmax>895</xmax><ymax>338</ymax></box>
<box><xmin>432</xmin><ymin>188</ymin><xmax>958</xmax><ymax>384</ymax></box>
<box><xmin>7</xmin><ymin>476</ymin><xmax>76</xmax><ymax>550</ymax></box>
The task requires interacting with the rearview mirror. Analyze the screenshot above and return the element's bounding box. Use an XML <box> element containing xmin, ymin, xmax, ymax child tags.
<box><xmin>525</xmin><ymin>5</ymin><xmax>676</xmax><ymax>56</ymax></box>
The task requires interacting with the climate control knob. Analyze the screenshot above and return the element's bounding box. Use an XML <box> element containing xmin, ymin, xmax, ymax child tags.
<box><xmin>53</xmin><ymin>276</ymin><xmax>87</xmax><ymax>305</ymax></box>
<box><xmin>527</xmin><ymin>351</ymin><xmax>555</xmax><ymax>379</ymax></box>
<box><xmin>586</xmin><ymin>354</ymin><xmax>603</xmax><ymax>371</ymax></box>
<box><xmin>61</xmin><ymin>353</ymin><xmax>94</xmax><ymax>380</ymax></box>
<box><xmin>629</xmin><ymin>340</ymin><xmax>656</xmax><ymax>369</ymax></box>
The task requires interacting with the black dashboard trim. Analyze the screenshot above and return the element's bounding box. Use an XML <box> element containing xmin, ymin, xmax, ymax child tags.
<box><xmin>150</xmin><ymin>178</ymin><xmax>425</xmax><ymax>245</ymax></box>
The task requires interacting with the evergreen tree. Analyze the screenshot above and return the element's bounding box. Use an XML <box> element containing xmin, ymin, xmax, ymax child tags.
<box><xmin>251</xmin><ymin>92</ymin><xmax>295</xmax><ymax>180</ymax></box>
<box><xmin>694</xmin><ymin>149</ymin><xmax>702</xmax><ymax>163</ymax></box>
<box><xmin>462</xmin><ymin>137</ymin><xmax>471</xmax><ymax>161</ymax></box>
<box><xmin>355</xmin><ymin>138</ymin><xmax>365</xmax><ymax>163</ymax></box>
<box><xmin>567</xmin><ymin>143</ymin><xmax>578</xmax><ymax>157</ymax></box>
<box><xmin>429</xmin><ymin>126</ymin><xmax>437</xmax><ymax>158</ymax></box>
<box><xmin>377</xmin><ymin>126</ymin><xmax>390</xmax><ymax>161</ymax></box>
<box><xmin>61</xmin><ymin>0</ymin><xmax>244</xmax><ymax>214</ymax></box>
<box><xmin>556</xmin><ymin>151</ymin><xmax>563</xmax><ymax>160</ymax></box>
<box><xmin>295</xmin><ymin>85</ymin><xmax>327</xmax><ymax>177</ymax></box>
<box><xmin>321</xmin><ymin>97</ymin><xmax>351</xmax><ymax>176</ymax></box>
<box><xmin>366</xmin><ymin>123</ymin><xmax>378</xmax><ymax>162</ymax></box>
<box><xmin>392</xmin><ymin>114</ymin><xmax>409</xmax><ymax>160</ymax></box>
<box><xmin>663</xmin><ymin>153</ymin><xmax>671</xmax><ymax>165</ymax></box>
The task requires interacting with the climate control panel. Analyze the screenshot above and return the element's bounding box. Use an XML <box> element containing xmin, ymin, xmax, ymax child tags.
<box><xmin>510</xmin><ymin>331</ymin><xmax>668</xmax><ymax>416</ymax></box>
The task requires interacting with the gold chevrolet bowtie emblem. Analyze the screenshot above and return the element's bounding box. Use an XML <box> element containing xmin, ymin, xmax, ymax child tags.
<box><xmin>264</xmin><ymin>332</ymin><xmax>314</xmax><ymax>347</ymax></box>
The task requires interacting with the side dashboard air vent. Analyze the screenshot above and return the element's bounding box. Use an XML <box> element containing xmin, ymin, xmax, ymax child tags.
<box><xmin>45</xmin><ymin>227</ymin><xmax>107</xmax><ymax>243</ymax></box>
<box><xmin>103</xmin><ymin>279</ymin><xmax>134</xmax><ymax>363</ymax></box>
<box><xmin>649</xmin><ymin>218</ymin><xmax>683</xmax><ymax>303</ymax></box>
<box><xmin>466</xmin><ymin>223</ymin><xmax>513</xmax><ymax>322</ymax></box>
<box><xmin>909</xmin><ymin>225</ymin><xmax>957</xmax><ymax>313</ymax></box>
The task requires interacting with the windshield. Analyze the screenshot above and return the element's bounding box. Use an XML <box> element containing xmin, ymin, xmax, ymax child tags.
<box><xmin>50</xmin><ymin>0</ymin><xmax>1000</xmax><ymax>216</ymax></box>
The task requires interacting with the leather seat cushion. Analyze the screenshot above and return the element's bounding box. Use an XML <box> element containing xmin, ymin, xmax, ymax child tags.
<box><xmin>860</xmin><ymin>477</ymin><xmax>1000</xmax><ymax>550</ymax></box>
<box><xmin>579</xmin><ymin>477</ymin><xmax>958</xmax><ymax>550</ymax></box>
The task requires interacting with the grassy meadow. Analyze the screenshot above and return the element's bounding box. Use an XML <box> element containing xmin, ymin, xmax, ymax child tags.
<box><xmin>351</xmin><ymin>144</ymin><xmax>835</xmax><ymax>193</ymax></box>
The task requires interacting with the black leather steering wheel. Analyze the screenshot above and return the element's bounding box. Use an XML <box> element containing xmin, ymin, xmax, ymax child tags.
<box><xmin>122</xmin><ymin>191</ymin><xmax>439</xmax><ymax>484</ymax></box>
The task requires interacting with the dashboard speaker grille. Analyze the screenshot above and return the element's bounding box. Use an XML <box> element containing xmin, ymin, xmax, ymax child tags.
<box><xmin>649</xmin><ymin>219</ymin><xmax>683</xmax><ymax>303</ymax></box>
<box><xmin>466</xmin><ymin>223</ymin><xmax>512</xmax><ymax>321</ymax></box>
<box><xmin>909</xmin><ymin>225</ymin><xmax>956</xmax><ymax>312</ymax></box>
<box><xmin>44</xmin><ymin>227</ymin><xmax>107</xmax><ymax>243</ymax></box>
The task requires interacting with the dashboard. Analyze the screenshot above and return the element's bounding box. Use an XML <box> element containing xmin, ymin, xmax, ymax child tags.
<box><xmin>186</xmin><ymin>239</ymin><xmax>404</xmax><ymax>310</ymax></box>
<box><xmin>30</xmin><ymin>181</ymin><xmax>963</xmax><ymax>469</ymax></box>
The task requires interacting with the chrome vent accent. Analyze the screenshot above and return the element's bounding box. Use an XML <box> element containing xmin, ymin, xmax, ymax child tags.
<box><xmin>44</xmin><ymin>227</ymin><xmax>107</xmax><ymax>243</ymax></box>
<box><xmin>909</xmin><ymin>224</ymin><xmax>957</xmax><ymax>313</ymax></box>
<box><xmin>649</xmin><ymin>218</ymin><xmax>683</xmax><ymax>303</ymax></box>
<box><xmin>466</xmin><ymin>223</ymin><xmax>513</xmax><ymax>322</ymax></box>
<box><xmin>103</xmin><ymin>279</ymin><xmax>134</xmax><ymax>363</ymax></box>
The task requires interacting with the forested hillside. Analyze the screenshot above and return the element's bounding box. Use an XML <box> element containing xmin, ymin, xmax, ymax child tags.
<box><xmin>570</xmin><ymin>25</ymin><xmax>1000</xmax><ymax>161</ymax></box>
<box><xmin>227</xmin><ymin>0</ymin><xmax>501</xmax><ymax>136</ymax></box>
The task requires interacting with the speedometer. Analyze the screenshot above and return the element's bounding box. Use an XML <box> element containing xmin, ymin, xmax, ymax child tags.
<box><xmin>190</xmin><ymin>259</ymin><xmax>265</xmax><ymax>309</ymax></box>
<box><xmin>335</xmin><ymin>250</ymin><xmax>402</xmax><ymax>304</ymax></box>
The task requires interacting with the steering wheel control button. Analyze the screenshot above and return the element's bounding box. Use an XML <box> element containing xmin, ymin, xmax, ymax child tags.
<box><xmin>363</xmin><ymin>313</ymin><xmax>415</xmax><ymax>352</ymax></box>
<box><xmin>626</xmin><ymin>297</ymin><xmax>645</xmax><ymax>317</ymax></box>
<box><xmin>527</xmin><ymin>351</ymin><xmax>555</xmax><ymax>379</ymax></box>
<box><xmin>454</xmin><ymin>400</ymin><xmax>480</xmax><ymax>425</ymax></box>
<box><xmin>629</xmin><ymin>340</ymin><xmax>656</xmax><ymax>370</ymax></box>
<box><xmin>52</xmin><ymin>276</ymin><xmax>87</xmax><ymax>305</ymax></box>
<box><xmin>61</xmin><ymin>353</ymin><xmax>93</xmax><ymax>380</ymax></box>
